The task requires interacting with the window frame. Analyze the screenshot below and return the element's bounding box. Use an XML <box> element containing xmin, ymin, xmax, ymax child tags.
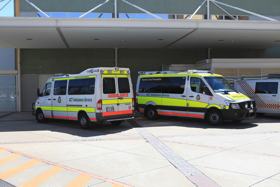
<box><xmin>255</xmin><ymin>82</ymin><xmax>279</xmax><ymax>94</ymax></box>
<box><xmin>118</xmin><ymin>77</ymin><xmax>130</xmax><ymax>94</ymax></box>
<box><xmin>190</xmin><ymin>77</ymin><xmax>212</xmax><ymax>96</ymax></box>
<box><xmin>68</xmin><ymin>78</ymin><xmax>95</xmax><ymax>95</ymax></box>
<box><xmin>53</xmin><ymin>80</ymin><xmax>67</xmax><ymax>96</ymax></box>
<box><xmin>103</xmin><ymin>77</ymin><xmax>116</xmax><ymax>94</ymax></box>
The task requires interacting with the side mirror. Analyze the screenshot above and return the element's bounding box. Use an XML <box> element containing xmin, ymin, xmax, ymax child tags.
<box><xmin>37</xmin><ymin>88</ymin><xmax>42</xmax><ymax>97</ymax></box>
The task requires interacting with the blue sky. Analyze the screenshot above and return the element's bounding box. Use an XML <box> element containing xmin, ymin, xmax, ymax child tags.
<box><xmin>0</xmin><ymin>0</ymin><xmax>14</xmax><ymax>17</ymax></box>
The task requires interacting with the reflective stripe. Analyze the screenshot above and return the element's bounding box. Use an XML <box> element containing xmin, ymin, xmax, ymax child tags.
<box><xmin>158</xmin><ymin>110</ymin><xmax>204</xmax><ymax>119</ymax></box>
<box><xmin>162</xmin><ymin>98</ymin><xmax>187</xmax><ymax>107</ymax></box>
<box><xmin>137</xmin><ymin>96</ymin><xmax>162</xmax><ymax>105</ymax></box>
<box><xmin>54</xmin><ymin>76</ymin><xmax>96</xmax><ymax>81</ymax></box>
<box><xmin>207</xmin><ymin>104</ymin><xmax>223</xmax><ymax>109</ymax></box>
<box><xmin>139</xmin><ymin>73</ymin><xmax>222</xmax><ymax>78</ymax></box>
<box><xmin>37</xmin><ymin>106</ymin><xmax>96</xmax><ymax>113</ymax></box>
<box><xmin>102</xmin><ymin>98</ymin><xmax>132</xmax><ymax>105</ymax></box>
<box><xmin>188</xmin><ymin>100</ymin><xmax>208</xmax><ymax>108</ymax></box>
<box><xmin>102</xmin><ymin>75</ymin><xmax>128</xmax><ymax>78</ymax></box>
<box><xmin>102</xmin><ymin>110</ymin><xmax>133</xmax><ymax>117</ymax></box>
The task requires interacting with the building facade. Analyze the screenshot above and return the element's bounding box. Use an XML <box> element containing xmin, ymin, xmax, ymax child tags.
<box><xmin>0</xmin><ymin>0</ymin><xmax>280</xmax><ymax>111</ymax></box>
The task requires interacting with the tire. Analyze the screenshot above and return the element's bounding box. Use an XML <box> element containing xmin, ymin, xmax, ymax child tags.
<box><xmin>78</xmin><ymin>113</ymin><xmax>90</xmax><ymax>129</ymax></box>
<box><xmin>206</xmin><ymin>110</ymin><xmax>223</xmax><ymax>125</ymax></box>
<box><xmin>145</xmin><ymin>106</ymin><xmax>158</xmax><ymax>120</ymax></box>
<box><xmin>111</xmin><ymin>121</ymin><xmax>123</xmax><ymax>126</ymax></box>
<box><xmin>36</xmin><ymin>109</ymin><xmax>46</xmax><ymax>123</ymax></box>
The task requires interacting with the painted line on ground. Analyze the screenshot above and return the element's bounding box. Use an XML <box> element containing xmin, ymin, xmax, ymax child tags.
<box><xmin>0</xmin><ymin>147</ymin><xmax>131</xmax><ymax>187</ymax></box>
<box><xmin>130</xmin><ymin>120</ymin><xmax>220</xmax><ymax>187</ymax></box>
<box><xmin>20</xmin><ymin>166</ymin><xmax>63</xmax><ymax>187</ymax></box>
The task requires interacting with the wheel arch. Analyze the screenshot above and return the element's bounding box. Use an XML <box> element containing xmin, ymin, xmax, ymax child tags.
<box><xmin>205</xmin><ymin>107</ymin><xmax>222</xmax><ymax>119</ymax></box>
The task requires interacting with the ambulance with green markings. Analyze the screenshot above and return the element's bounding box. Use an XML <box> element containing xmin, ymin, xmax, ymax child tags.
<box><xmin>136</xmin><ymin>70</ymin><xmax>256</xmax><ymax>125</ymax></box>
<box><xmin>35</xmin><ymin>67</ymin><xmax>134</xmax><ymax>128</ymax></box>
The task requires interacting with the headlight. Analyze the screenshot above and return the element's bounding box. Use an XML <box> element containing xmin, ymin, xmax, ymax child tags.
<box><xmin>224</xmin><ymin>100</ymin><xmax>230</xmax><ymax>106</ymax></box>
<box><xmin>231</xmin><ymin>103</ymin><xmax>240</xmax><ymax>109</ymax></box>
<box><xmin>250</xmin><ymin>102</ymin><xmax>254</xmax><ymax>108</ymax></box>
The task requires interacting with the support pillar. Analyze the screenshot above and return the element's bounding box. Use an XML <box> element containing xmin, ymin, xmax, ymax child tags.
<box><xmin>15</xmin><ymin>0</ymin><xmax>21</xmax><ymax>112</ymax></box>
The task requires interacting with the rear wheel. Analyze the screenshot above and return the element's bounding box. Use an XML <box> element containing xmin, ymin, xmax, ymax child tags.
<box><xmin>145</xmin><ymin>106</ymin><xmax>158</xmax><ymax>120</ymax></box>
<box><xmin>36</xmin><ymin>109</ymin><xmax>46</xmax><ymax>123</ymax></box>
<box><xmin>206</xmin><ymin>109</ymin><xmax>223</xmax><ymax>125</ymax></box>
<box><xmin>78</xmin><ymin>112</ymin><xmax>90</xmax><ymax>129</ymax></box>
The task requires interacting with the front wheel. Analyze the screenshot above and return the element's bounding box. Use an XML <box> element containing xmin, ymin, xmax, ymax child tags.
<box><xmin>36</xmin><ymin>110</ymin><xmax>46</xmax><ymax>123</ymax></box>
<box><xmin>206</xmin><ymin>110</ymin><xmax>223</xmax><ymax>125</ymax></box>
<box><xmin>78</xmin><ymin>113</ymin><xmax>90</xmax><ymax>129</ymax></box>
<box><xmin>145</xmin><ymin>106</ymin><xmax>158</xmax><ymax>120</ymax></box>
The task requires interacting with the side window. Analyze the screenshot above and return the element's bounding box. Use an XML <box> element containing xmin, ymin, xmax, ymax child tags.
<box><xmin>103</xmin><ymin>78</ymin><xmax>116</xmax><ymax>94</ymax></box>
<box><xmin>190</xmin><ymin>77</ymin><xmax>211</xmax><ymax>95</ymax></box>
<box><xmin>118</xmin><ymin>78</ymin><xmax>130</xmax><ymax>93</ymax></box>
<box><xmin>43</xmin><ymin>82</ymin><xmax>52</xmax><ymax>96</ymax></box>
<box><xmin>54</xmin><ymin>81</ymin><xmax>67</xmax><ymax>95</ymax></box>
<box><xmin>161</xmin><ymin>77</ymin><xmax>186</xmax><ymax>94</ymax></box>
<box><xmin>255</xmin><ymin>82</ymin><xmax>278</xmax><ymax>94</ymax></box>
<box><xmin>138</xmin><ymin>78</ymin><xmax>162</xmax><ymax>93</ymax></box>
<box><xmin>68</xmin><ymin>78</ymin><xmax>95</xmax><ymax>95</ymax></box>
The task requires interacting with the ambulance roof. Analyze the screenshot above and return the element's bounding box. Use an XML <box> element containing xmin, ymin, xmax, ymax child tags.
<box><xmin>139</xmin><ymin>70</ymin><xmax>222</xmax><ymax>78</ymax></box>
<box><xmin>49</xmin><ymin>67</ymin><xmax>130</xmax><ymax>81</ymax></box>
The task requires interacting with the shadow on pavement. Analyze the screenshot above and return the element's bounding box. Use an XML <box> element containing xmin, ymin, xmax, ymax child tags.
<box><xmin>0</xmin><ymin>113</ymin><xmax>133</xmax><ymax>138</ymax></box>
<box><xmin>136</xmin><ymin>116</ymin><xmax>258</xmax><ymax>129</ymax></box>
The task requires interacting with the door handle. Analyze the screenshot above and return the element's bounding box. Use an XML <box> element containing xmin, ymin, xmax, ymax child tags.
<box><xmin>48</xmin><ymin>99</ymin><xmax>51</xmax><ymax>101</ymax></box>
<box><xmin>53</xmin><ymin>99</ymin><xmax>56</xmax><ymax>101</ymax></box>
<box><xmin>181</xmin><ymin>95</ymin><xmax>186</xmax><ymax>98</ymax></box>
<box><xmin>189</xmin><ymin>96</ymin><xmax>194</xmax><ymax>98</ymax></box>
<box><xmin>272</xmin><ymin>95</ymin><xmax>277</xmax><ymax>97</ymax></box>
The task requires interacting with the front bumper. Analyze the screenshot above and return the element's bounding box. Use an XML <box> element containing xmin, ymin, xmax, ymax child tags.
<box><xmin>221</xmin><ymin>101</ymin><xmax>256</xmax><ymax>121</ymax></box>
<box><xmin>221</xmin><ymin>109</ymin><xmax>256</xmax><ymax>121</ymax></box>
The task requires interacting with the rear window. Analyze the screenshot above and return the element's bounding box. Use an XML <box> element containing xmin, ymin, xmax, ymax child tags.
<box><xmin>118</xmin><ymin>78</ymin><xmax>130</xmax><ymax>93</ymax></box>
<box><xmin>103</xmin><ymin>78</ymin><xmax>116</xmax><ymax>94</ymax></box>
<box><xmin>54</xmin><ymin>80</ymin><xmax>67</xmax><ymax>95</ymax></box>
<box><xmin>68</xmin><ymin>78</ymin><xmax>95</xmax><ymax>95</ymax></box>
<box><xmin>255</xmin><ymin>82</ymin><xmax>278</xmax><ymax>94</ymax></box>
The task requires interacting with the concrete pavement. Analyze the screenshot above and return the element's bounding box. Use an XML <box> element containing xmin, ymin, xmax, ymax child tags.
<box><xmin>0</xmin><ymin>113</ymin><xmax>279</xmax><ymax>186</ymax></box>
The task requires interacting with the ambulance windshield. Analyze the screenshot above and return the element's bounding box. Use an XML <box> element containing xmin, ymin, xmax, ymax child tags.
<box><xmin>204</xmin><ymin>77</ymin><xmax>234</xmax><ymax>93</ymax></box>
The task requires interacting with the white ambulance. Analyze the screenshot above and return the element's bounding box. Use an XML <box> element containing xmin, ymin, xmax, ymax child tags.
<box><xmin>136</xmin><ymin>70</ymin><xmax>256</xmax><ymax>125</ymax></box>
<box><xmin>34</xmin><ymin>67</ymin><xmax>134</xmax><ymax>128</ymax></box>
<box><xmin>234</xmin><ymin>75</ymin><xmax>280</xmax><ymax>114</ymax></box>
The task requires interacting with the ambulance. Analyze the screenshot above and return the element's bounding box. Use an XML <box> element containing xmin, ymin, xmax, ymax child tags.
<box><xmin>234</xmin><ymin>75</ymin><xmax>280</xmax><ymax>114</ymax></box>
<box><xmin>34</xmin><ymin>67</ymin><xmax>134</xmax><ymax>128</ymax></box>
<box><xmin>136</xmin><ymin>70</ymin><xmax>256</xmax><ymax>125</ymax></box>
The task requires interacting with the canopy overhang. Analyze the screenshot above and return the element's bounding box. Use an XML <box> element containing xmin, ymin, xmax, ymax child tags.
<box><xmin>0</xmin><ymin>17</ymin><xmax>280</xmax><ymax>49</ymax></box>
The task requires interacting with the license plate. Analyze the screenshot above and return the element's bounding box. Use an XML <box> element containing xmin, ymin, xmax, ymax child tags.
<box><xmin>106</xmin><ymin>107</ymin><xmax>114</xmax><ymax>112</ymax></box>
<box><xmin>249</xmin><ymin>109</ymin><xmax>254</xmax><ymax>113</ymax></box>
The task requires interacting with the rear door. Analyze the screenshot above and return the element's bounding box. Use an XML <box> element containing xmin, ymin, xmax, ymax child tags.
<box><xmin>255</xmin><ymin>81</ymin><xmax>279</xmax><ymax>113</ymax></box>
<box><xmin>102</xmin><ymin>76</ymin><xmax>119</xmax><ymax>117</ymax></box>
<box><xmin>117</xmin><ymin>76</ymin><xmax>133</xmax><ymax>115</ymax></box>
